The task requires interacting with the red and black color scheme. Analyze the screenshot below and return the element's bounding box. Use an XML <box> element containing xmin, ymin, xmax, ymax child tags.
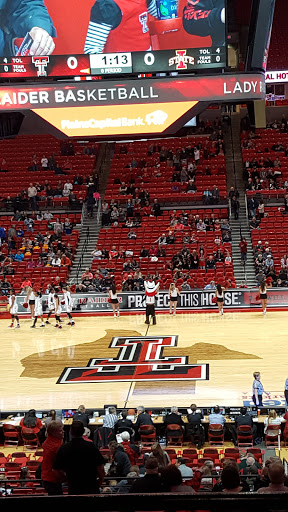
<box><xmin>57</xmin><ymin>335</ymin><xmax>209</xmax><ymax>384</ymax></box>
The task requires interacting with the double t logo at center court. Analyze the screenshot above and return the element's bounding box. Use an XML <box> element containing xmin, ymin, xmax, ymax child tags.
<box><xmin>57</xmin><ymin>336</ymin><xmax>209</xmax><ymax>384</ymax></box>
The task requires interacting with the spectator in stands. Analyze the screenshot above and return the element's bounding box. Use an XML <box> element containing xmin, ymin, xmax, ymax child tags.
<box><xmin>203</xmin><ymin>188</ymin><xmax>212</xmax><ymax>204</ymax></box>
<box><xmin>109</xmin><ymin>441</ymin><xmax>131</xmax><ymax>477</ymax></box>
<box><xmin>257</xmin><ymin>463</ymin><xmax>288</xmax><ymax>493</ymax></box>
<box><xmin>221</xmin><ymin>466</ymin><xmax>244</xmax><ymax>493</ymax></box>
<box><xmin>249</xmin><ymin>216</ymin><xmax>260</xmax><ymax>230</ymax></box>
<box><xmin>20</xmin><ymin>409</ymin><xmax>43</xmax><ymax>438</ymax></box>
<box><xmin>186</xmin><ymin>180</ymin><xmax>197</xmax><ymax>194</ymax></box>
<box><xmin>120</xmin><ymin>432</ymin><xmax>140</xmax><ymax>465</ymax></box>
<box><xmin>54</xmin><ymin>218</ymin><xmax>63</xmax><ymax>239</ymax></box>
<box><xmin>231</xmin><ymin>195</ymin><xmax>240</xmax><ymax>220</ymax></box>
<box><xmin>152</xmin><ymin>198</ymin><xmax>161</xmax><ymax>217</ymax></box>
<box><xmin>42</xmin><ymin>421</ymin><xmax>64</xmax><ymax>495</ymax></box>
<box><xmin>161</xmin><ymin>465</ymin><xmax>195</xmax><ymax>493</ymax></box>
<box><xmin>14</xmin><ymin>250</ymin><xmax>24</xmax><ymax>262</ymax></box>
<box><xmin>239</xmin><ymin>238</ymin><xmax>248</xmax><ymax>265</ymax></box>
<box><xmin>175</xmin><ymin>457</ymin><xmax>193</xmax><ymax>479</ymax></box>
<box><xmin>248</xmin><ymin>197</ymin><xmax>259</xmax><ymax>217</ymax></box>
<box><xmin>53</xmin><ymin>420</ymin><xmax>105</xmax><ymax>495</ymax></box>
<box><xmin>204</xmin><ymin>280</ymin><xmax>216</xmax><ymax>290</ymax></box>
<box><xmin>212</xmin><ymin>185</ymin><xmax>219</xmax><ymax>204</ymax></box>
<box><xmin>0</xmin><ymin>276</ymin><xmax>11</xmax><ymax>296</ymax></box>
<box><xmin>206</xmin><ymin>255</ymin><xmax>216</xmax><ymax>270</ymax></box>
<box><xmin>129</xmin><ymin>457</ymin><xmax>163</xmax><ymax>493</ymax></box>
<box><xmin>44</xmin><ymin>210</ymin><xmax>53</xmax><ymax>221</ymax></box>
<box><xmin>81</xmin><ymin>268</ymin><xmax>93</xmax><ymax>282</ymax></box>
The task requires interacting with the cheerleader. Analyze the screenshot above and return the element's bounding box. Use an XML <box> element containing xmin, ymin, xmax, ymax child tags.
<box><xmin>46</xmin><ymin>286</ymin><xmax>55</xmax><ymax>324</ymax></box>
<box><xmin>63</xmin><ymin>286</ymin><xmax>75</xmax><ymax>326</ymax></box>
<box><xmin>25</xmin><ymin>285</ymin><xmax>36</xmax><ymax>319</ymax></box>
<box><xmin>169</xmin><ymin>282</ymin><xmax>180</xmax><ymax>315</ymax></box>
<box><xmin>109</xmin><ymin>284</ymin><xmax>119</xmax><ymax>317</ymax></box>
<box><xmin>8</xmin><ymin>289</ymin><xmax>20</xmax><ymax>329</ymax></box>
<box><xmin>259</xmin><ymin>281</ymin><xmax>267</xmax><ymax>315</ymax></box>
<box><xmin>31</xmin><ymin>291</ymin><xmax>45</xmax><ymax>328</ymax></box>
<box><xmin>54</xmin><ymin>293</ymin><xmax>62</xmax><ymax>329</ymax></box>
<box><xmin>215</xmin><ymin>283</ymin><xmax>225</xmax><ymax>315</ymax></box>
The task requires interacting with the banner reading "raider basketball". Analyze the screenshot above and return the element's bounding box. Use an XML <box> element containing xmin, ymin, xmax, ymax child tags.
<box><xmin>0</xmin><ymin>72</ymin><xmax>265</xmax><ymax>136</ymax></box>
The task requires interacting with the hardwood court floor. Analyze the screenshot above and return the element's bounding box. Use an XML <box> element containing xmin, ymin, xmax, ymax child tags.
<box><xmin>0</xmin><ymin>311</ymin><xmax>286</xmax><ymax>411</ymax></box>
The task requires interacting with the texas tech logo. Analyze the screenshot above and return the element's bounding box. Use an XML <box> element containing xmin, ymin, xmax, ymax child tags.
<box><xmin>57</xmin><ymin>336</ymin><xmax>209</xmax><ymax>384</ymax></box>
<box><xmin>32</xmin><ymin>56</ymin><xmax>49</xmax><ymax>77</ymax></box>
<box><xmin>139</xmin><ymin>12</ymin><xmax>149</xmax><ymax>33</ymax></box>
<box><xmin>169</xmin><ymin>50</ymin><xmax>194</xmax><ymax>70</ymax></box>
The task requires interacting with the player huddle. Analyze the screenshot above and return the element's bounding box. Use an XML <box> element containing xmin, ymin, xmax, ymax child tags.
<box><xmin>8</xmin><ymin>286</ymin><xmax>75</xmax><ymax>329</ymax></box>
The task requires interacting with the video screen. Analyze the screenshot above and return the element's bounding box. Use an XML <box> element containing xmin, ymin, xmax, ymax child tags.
<box><xmin>0</xmin><ymin>0</ymin><xmax>225</xmax><ymax>57</ymax></box>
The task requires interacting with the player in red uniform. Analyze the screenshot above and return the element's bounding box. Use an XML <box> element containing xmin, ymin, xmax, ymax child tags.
<box><xmin>84</xmin><ymin>0</ymin><xmax>157</xmax><ymax>54</ymax></box>
<box><xmin>182</xmin><ymin>0</ymin><xmax>225</xmax><ymax>47</ymax></box>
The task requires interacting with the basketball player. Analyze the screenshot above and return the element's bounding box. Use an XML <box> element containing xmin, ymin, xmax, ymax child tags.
<box><xmin>54</xmin><ymin>293</ymin><xmax>62</xmax><ymax>329</ymax></box>
<box><xmin>84</xmin><ymin>0</ymin><xmax>158</xmax><ymax>54</ymax></box>
<box><xmin>31</xmin><ymin>291</ymin><xmax>45</xmax><ymax>328</ymax></box>
<box><xmin>8</xmin><ymin>288</ymin><xmax>20</xmax><ymax>329</ymax></box>
<box><xmin>144</xmin><ymin>275</ymin><xmax>159</xmax><ymax>325</ymax></box>
<box><xmin>46</xmin><ymin>286</ymin><xmax>55</xmax><ymax>324</ymax></box>
<box><xmin>63</xmin><ymin>286</ymin><xmax>75</xmax><ymax>326</ymax></box>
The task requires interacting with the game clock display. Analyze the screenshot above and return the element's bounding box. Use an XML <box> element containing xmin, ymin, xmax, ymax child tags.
<box><xmin>90</xmin><ymin>53</ymin><xmax>132</xmax><ymax>74</ymax></box>
<box><xmin>0</xmin><ymin>47</ymin><xmax>225</xmax><ymax>79</ymax></box>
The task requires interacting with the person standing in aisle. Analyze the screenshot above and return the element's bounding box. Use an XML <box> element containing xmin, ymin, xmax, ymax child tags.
<box><xmin>46</xmin><ymin>286</ymin><xmax>55</xmax><ymax>324</ymax></box>
<box><xmin>8</xmin><ymin>288</ymin><xmax>20</xmax><ymax>328</ymax></box>
<box><xmin>215</xmin><ymin>283</ymin><xmax>225</xmax><ymax>315</ymax></box>
<box><xmin>259</xmin><ymin>281</ymin><xmax>267</xmax><ymax>315</ymax></box>
<box><xmin>169</xmin><ymin>282</ymin><xmax>180</xmax><ymax>315</ymax></box>
<box><xmin>31</xmin><ymin>290</ymin><xmax>45</xmax><ymax>328</ymax></box>
<box><xmin>108</xmin><ymin>284</ymin><xmax>120</xmax><ymax>318</ymax></box>
<box><xmin>63</xmin><ymin>286</ymin><xmax>75</xmax><ymax>326</ymax></box>
<box><xmin>252</xmin><ymin>372</ymin><xmax>269</xmax><ymax>407</ymax></box>
<box><xmin>144</xmin><ymin>275</ymin><xmax>159</xmax><ymax>325</ymax></box>
<box><xmin>239</xmin><ymin>237</ymin><xmax>248</xmax><ymax>265</ymax></box>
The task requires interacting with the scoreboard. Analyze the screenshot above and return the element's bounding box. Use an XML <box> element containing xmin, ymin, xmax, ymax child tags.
<box><xmin>0</xmin><ymin>47</ymin><xmax>226</xmax><ymax>79</ymax></box>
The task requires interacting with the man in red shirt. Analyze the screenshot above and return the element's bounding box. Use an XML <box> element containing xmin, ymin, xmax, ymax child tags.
<box><xmin>239</xmin><ymin>237</ymin><xmax>248</xmax><ymax>265</ymax></box>
<box><xmin>42</xmin><ymin>421</ymin><xmax>64</xmax><ymax>495</ymax></box>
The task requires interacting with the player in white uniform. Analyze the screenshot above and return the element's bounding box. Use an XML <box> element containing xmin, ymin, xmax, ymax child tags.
<box><xmin>25</xmin><ymin>286</ymin><xmax>36</xmax><ymax>319</ymax></box>
<box><xmin>63</xmin><ymin>286</ymin><xmax>75</xmax><ymax>326</ymax></box>
<box><xmin>8</xmin><ymin>289</ymin><xmax>20</xmax><ymax>329</ymax></box>
<box><xmin>54</xmin><ymin>293</ymin><xmax>62</xmax><ymax>329</ymax></box>
<box><xmin>31</xmin><ymin>291</ymin><xmax>45</xmax><ymax>328</ymax></box>
<box><xmin>46</xmin><ymin>286</ymin><xmax>55</xmax><ymax>324</ymax></box>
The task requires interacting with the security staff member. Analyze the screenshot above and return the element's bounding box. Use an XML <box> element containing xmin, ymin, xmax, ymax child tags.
<box><xmin>0</xmin><ymin>0</ymin><xmax>56</xmax><ymax>56</ymax></box>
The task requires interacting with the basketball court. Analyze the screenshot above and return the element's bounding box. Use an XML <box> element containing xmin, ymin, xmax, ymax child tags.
<box><xmin>1</xmin><ymin>310</ymin><xmax>286</xmax><ymax>412</ymax></box>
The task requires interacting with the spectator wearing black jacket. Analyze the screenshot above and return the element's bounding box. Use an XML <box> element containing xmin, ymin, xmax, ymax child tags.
<box><xmin>109</xmin><ymin>441</ymin><xmax>131</xmax><ymax>477</ymax></box>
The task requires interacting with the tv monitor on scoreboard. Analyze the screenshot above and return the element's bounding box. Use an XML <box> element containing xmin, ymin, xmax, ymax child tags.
<box><xmin>0</xmin><ymin>0</ymin><xmax>227</xmax><ymax>78</ymax></box>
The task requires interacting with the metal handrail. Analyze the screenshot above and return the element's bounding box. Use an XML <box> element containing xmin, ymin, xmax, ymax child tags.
<box><xmin>75</xmin><ymin>226</ymin><xmax>90</xmax><ymax>284</ymax></box>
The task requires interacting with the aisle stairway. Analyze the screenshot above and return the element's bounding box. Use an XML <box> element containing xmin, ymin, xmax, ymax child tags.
<box><xmin>69</xmin><ymin>144</ymin><xmax>114</xmax><ymax>283</ymax></box>
<box><xmin>224</xmin><ymin>113</ymin><xmax>256</xmax><ymax>287</ymax></box>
